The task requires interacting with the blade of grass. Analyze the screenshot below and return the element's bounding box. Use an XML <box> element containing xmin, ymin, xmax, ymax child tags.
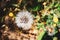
<box><xmin>37</xmin><ymin>31</ymin><xmax>46</xmax><ymax>40</ymax></box>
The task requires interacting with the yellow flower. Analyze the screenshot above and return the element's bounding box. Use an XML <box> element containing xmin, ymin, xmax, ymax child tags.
<box><xmin>53</xmin><ymin>15</ymin><xmax>58</xmax><ymax>23</ymax></box>
<box><xmin>9</xmin><ymin>12</ymin><xmax>14</xmax><ymax>17</ymax></box>
<box><xmin>53</xmin><ymin>24</ymin><xmax>56</xmax><ymax>27</ymax></box>
<box><xmin>36</xmin><ymin>15</ymin><xmax>40</xmax><ymax>21</ymax></box>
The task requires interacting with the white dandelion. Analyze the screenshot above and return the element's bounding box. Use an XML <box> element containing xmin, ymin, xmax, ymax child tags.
<box><xmin>15</xmin><ymin>11</ymin><xmax>33</xmax><ymax>30</ymax></box>
<box><xmin>47</xmin><ymin>27</ymin><xmax>55</xmax><ymax>36</ymax></box>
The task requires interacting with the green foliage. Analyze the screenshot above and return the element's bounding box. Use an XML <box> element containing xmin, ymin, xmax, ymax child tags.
<box><xmin>32</xmin><ymin>5</ymin><xmax>40</xmax><ymax>11</ymax></box>
<box><xmin>58</xmin><ymin>5</ymin><xmax>60</xmax><ymax>11</ymax></box>
<box><xmin>37</xmin><ymin>31</ymin><xmax>45</xmax><ymax>40</ymax></box>
<box><xmin>0</xmin><ymin>0</ymin><xmax>60</xmax><ymax>40</ymax></box>
<box><xmin>37</xmin><ymin>23</ymin><xmax>45</xmax><ymax>30</ymax></box>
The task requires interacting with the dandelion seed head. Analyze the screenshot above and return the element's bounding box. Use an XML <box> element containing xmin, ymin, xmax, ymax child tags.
<box><xmin>47</xmin><ymin>27</ymin><xmax>55</xmax><ymax>36</ymax></box>
<box><xmin>15</xmin><ymin>11</ymin><xmax>33</xmax><ymax>30</ymax></box>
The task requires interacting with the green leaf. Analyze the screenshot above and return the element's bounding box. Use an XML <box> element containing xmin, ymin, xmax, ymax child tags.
<box><xmin>37</xmin><ymin>31</ymin><xmax>46</xmax><ymax>40</ymax></box>
<box><xmin>54</xmin><ymin>2</ymin><xmax>59</xmax><ymax>7</ymax></box>
<box><xmin>38</xmin><ymin>0</ymin><xmax>43</xmax><ymax>2</ymax></box>
<box><xmin>58</xmin><ymin>5</ymin><xmax>60</xmax><ymax>11</ymax></box>
<box><xmin>12</xmin><ymin>4</ymin><xmax>19</xmax><ymax>7</ymax></box>
<box><xmin>32</xmin><ymin>5</ymin><xmax>40</xmax><ymax>11</ymax></box>
<box><xmin>37</xmin><ymin>23</ymin><xmax>44</xmax><ymax>30</ymax></box>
